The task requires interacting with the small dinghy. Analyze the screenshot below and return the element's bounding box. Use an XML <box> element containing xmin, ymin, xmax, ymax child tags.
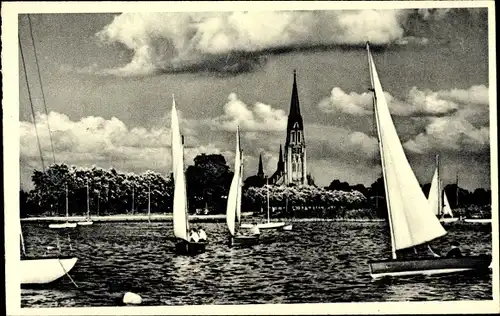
<box><xmin>227</xmin><ymin>127</ymin><xmax>259</xmax><ymax>247</ymax></box>
<box><xmin>171</xmin><ymin>95</ymin><xmax>206</xmax><ymax>255</ymax></box>
<box><xmin>365</xmin><ymin>43</ymin><xmax>491</xmax><ymax>279</ymax></box>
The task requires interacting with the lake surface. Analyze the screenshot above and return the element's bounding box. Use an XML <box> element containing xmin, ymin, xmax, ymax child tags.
<box><xmin>21</xmin><ymin>221</ymin><xmax>492</xmax><ymax>307</ymax></box>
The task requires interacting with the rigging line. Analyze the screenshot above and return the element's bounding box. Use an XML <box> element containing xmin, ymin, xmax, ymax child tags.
<box><xmin>19</xmin><ymin>34</ymin><xmax>46</xmax><ymax>173</ymax></box>
<box><xmin>27</xmin><ymin>14</ymin><xmax>57</xmax><ymax>165</ymax></box>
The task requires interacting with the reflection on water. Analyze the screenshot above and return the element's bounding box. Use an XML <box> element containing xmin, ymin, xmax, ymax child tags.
<box><xmin>20</xmin><ymin>221</ymin><xmax>492</xmax><ymax>307</ymax></box>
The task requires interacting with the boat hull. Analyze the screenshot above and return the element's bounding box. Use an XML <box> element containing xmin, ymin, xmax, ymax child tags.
<box><xmin>49</xmin><ymin>223</ymin><xmax>77</xmax><ymax>229</ymax></box>
<box><xmin>282</xmin><ymin>224</ymin><xmax>293</xmax><ymax>231</ymax></box>
<box><xmin>440</xmin><ymin>218</ymin><xmax>458</xmax><ymax>223</ymax></box>
<box><xmin>241</xmin><ymin>222</ymin><xmax>286</xmax><ymax>230</ymax></box>
<box><xmin>77</xmin><ymin>221</ymin><xmax>93</xmax><ymax>226</ymax></box>
<box><xmin>174</xmin><ymin>240</ymin><xmax>206</xmax><ymax>255</ymax></box>
<box><xmin>369</xmin><ymin>255</ymin><xmax>492</xmax><ymax>279</ymax></box>
<box><xmin>230</xmin><ymin>235</ymin><xmax>259</xmax><ymax>247</ymax></box>
<box><xmin>464</xmin><ymin>219</ymin><xmax>491</xmax><ymax>224</ymax></box>
<box><xmin>21</xmin><ymin>256</ymin><xmax>78</xmax><ymax>284</ymax></box>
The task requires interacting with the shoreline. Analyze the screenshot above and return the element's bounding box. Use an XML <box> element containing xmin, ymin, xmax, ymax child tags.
<box><xmin>20</xmin><ymin>215</ymin><xmax>491</xmax><ymax>224</ymax></box>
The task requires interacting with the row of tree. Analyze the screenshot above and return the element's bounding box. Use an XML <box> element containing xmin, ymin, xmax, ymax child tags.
<box><xmin>20</xmin><ymin>154</ymin><xmax>492</xmax><ymax>219</ymax></box>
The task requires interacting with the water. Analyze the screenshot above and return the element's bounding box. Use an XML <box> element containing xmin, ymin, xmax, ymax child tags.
<box><xmin>21</xmin><ymin>221</ymin><xmax>492</xmax><ymax>307</ymax></box>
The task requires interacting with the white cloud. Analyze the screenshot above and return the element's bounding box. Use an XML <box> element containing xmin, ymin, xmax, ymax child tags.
<box><xmin>213</xmin><ymin>93</ymin><xmax>287</xmax><ymax>132</ymax></box>
<box><xmin>318</xmin><ymin>85</ymin><xmax>488</xmax><ymax>117</ymax></box>
<box><xmin>93</xmin><ymin>10</ymin><xmax>413</xmax><ymax>76</ymax></box>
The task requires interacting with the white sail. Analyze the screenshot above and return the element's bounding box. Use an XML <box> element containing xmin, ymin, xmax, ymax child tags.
<box><xmin>428</xmin><ymin>168</ymin><xmax>440</xmax><ymax>216</ymax></box>
<box><xmin>367</xmin><ymin>44</ymin><xmax>446</xmax><ymax>255</ymax></box>
<box><xmin>428</xmin><ymin>166</ymin><xmax>455</xmax><ymax>218</ymax></box>
<box><xmin>226</xmin><ymin>127</ymin><xmax>241</xmax><ymax>236</ymax></box>
<box><xmin>171</xmin><ymin>96</ymin><xmax>189</xmax><ymax>241</ymax></box>
<box><xmin>442</xmin><ymin>191</ymin><xmax>454</xmax><ymax>217</ymax></box>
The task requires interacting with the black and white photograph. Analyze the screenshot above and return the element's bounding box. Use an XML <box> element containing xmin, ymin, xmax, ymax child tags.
<box><xmin>3</xmin><ymin>1</ymin><xmax>498</xmax><ymax>314</ymax></box>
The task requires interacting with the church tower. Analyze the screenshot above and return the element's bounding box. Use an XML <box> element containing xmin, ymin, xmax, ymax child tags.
<box><xmin>284</xmin><ymin>70</ymin><xmax>307</xmax><ymax>185</ymax></box>
<box><xmin>257</xmin><ymin>154</ymin><xmax>264</xmax><ymax>178</ymax></box>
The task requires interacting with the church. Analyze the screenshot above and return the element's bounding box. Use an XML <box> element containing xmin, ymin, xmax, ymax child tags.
<box><xmin>256</xmin><ymin>70</ymin><xmax>309</xmax><ymax>186</ymax></box>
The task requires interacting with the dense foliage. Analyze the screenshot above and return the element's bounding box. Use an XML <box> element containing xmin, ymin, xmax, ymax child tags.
<box><xmin>20</xmin><ymin>154</ymin><xmax>492</xmax><ymax>219</ymax></box>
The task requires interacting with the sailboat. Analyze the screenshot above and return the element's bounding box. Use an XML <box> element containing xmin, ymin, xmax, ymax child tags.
<box><xmin>227</xmin><ymin>127</ymin><xmax>259</xmax><ymax>247</ymax></box>
<box><xmin>171</xmin><ymin>95</ymin><xmax>206</xmax><ymax>255</ymax></box>
<box><xmin>365</xmin><ymin>43</ymin><xmax>491</xmax><ymax>278</ymax></box>
<box><xmin>49</xmin><ymin>185</ymin><xmax>77</xmax><ymax>229</ymax></box>
<box><xmin>78</xmin><ymin>181</ymin><xmax>93</xmax><ymax>226</ymax></box>
<box><xmin>21</xmin><ymin>221</ymin><xmax>78</xmax><ymax>284</ymax></box>
<box><xmin>428</xmin><ymin>155</ymin><xmax>458</xmax><ymax>224</ymax></box>
<box><xmin>240</xmin><ymin>180</ymin><xmax>290</xmax><ymax>230</ymax></box>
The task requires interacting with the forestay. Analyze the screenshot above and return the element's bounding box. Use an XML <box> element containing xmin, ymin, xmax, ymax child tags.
<box><xmin>367</xmin><ymin>45</ymin><xmax>446</xmax><ymax>255</ymax></box>
<box><xmin>226</xmin><ymin>127</ymin><xmax>241</xmax><ymax>236</ymax></box>
<box><xmin>171</xmin><ymin>96</ymin><xmax>189</xmax><ymax>241</ymax></box>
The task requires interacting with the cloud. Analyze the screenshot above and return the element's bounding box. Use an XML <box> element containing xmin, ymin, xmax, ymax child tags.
<box><xmin>19</xmin><ymin>111</ymin><xmax>226</xmax><ymax>188</ymax></box>
<box><xmin>318</xmin><ymin>85</ymin><xmax>488</xmax><ymax>117</ymax></box>
<box><xmin>403</xmin><ymin>117</ymin><xmax>489</xmax><ymax>154</ymax></box>
<box><xmin>212</xmin><ymin>93</ymin><xmax>287</xmax><ymax>132</ymax></box>
<box><xmin>91</xmin><ymin>10</ymin><xmax>416</xmax><ymax>76</ymax></box>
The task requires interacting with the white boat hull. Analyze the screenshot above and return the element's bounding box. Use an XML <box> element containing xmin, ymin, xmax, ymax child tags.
<box><xmin>464</xmin><ymin>219</ymin><xmax>491</xmax><ymax>224</ymax></box>
<box><xmin>21</xmin><ymin>257</ymin><xmax>78</xmax><ymax>284</ymax></box>
<box><xmin>440</xmin><ymin>218</ymin><xmax>458</xmax><ymax>223</ymax></box>
<box><xmin>77</xmin><ymin>221</ymin><xmax>93</xmax><ymax>226</ymax></box>
<box><xmin>49</xmin><ymin>222</ymin><xmax>77</xmax><ymax>229</ymax></box>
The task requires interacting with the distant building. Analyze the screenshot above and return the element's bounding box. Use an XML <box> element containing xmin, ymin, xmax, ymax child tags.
<box><xmin>266</xmin><ymin>70</ymin><xmax>308</xmax><ymax>186</ymax></box>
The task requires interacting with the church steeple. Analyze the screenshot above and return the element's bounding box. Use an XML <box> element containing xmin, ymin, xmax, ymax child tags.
<box><xmin>286</xmin><ymin>70</ymin><xmax>304</xmax><ymax>146</ymax></box>
<box><xmin>257</xmin><ymin>154</ymin><xmax>264</xmax><ymax>178</ymax></box>
<box><xmin>277</xmin><ymin>144</ymin><xmax>284</xmax><ymax>171</ymax></box>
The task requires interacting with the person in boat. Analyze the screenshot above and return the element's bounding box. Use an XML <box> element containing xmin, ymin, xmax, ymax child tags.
<box><xmin>198</xmin><ymin>227</ymin><xmax>207</xmax><ymax>242</ymax></box>
<box><xmin>250</xmin><ymin>223</ymin><xmax>260</xmax><ymax>236</ymax></box>
<box><xmin>189</xmin><ymin>229</ymin><xmax>200</xmax><ymax>243</ymax></box>
<box><xmin>446</xmin><ymin>241</ymin><xmax>463</xmax><ymax>258</ymax></box>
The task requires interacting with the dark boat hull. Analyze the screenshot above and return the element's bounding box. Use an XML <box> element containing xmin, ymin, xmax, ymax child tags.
<box><xmin>230</xmin><ymin>235</ymin><xmax>259</xmax><ymax>247</ymax></box>
<box><xmin>174</xmin><ymin>241</ymin><xmax>206</xmax><ymax>255</ymax></box>
<box><xmin>369</xmin><ymin>255</ymin><xmax>492</xmax><ymax>278</ymax></box>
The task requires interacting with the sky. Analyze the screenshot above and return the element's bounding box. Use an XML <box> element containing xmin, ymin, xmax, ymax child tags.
<box><xmin>17</xmin><ymin>6</ymin><xmax>492</xmax><ymax>192</ymax></box>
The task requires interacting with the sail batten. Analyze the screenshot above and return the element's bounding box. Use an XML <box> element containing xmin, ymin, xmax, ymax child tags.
<box><xmin>226</xmin><ymin>127</ymin><xmax>241</xmax><ymax>236</ymax></box>
<box><xmin>367</xmin><ymin>44</ymin><xmax>446</xmax><ymax>252</ymax></box>
<box><xmin>171</xmin><ymin>96</ymin><xmax>189</xmax><ymax>241</ymax></box>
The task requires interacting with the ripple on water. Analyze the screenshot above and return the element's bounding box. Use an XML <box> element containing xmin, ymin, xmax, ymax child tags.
<box><xmin>20</xmin><ymin>221</ymin><xmax>492</xmax><ymax>307</ymax></box>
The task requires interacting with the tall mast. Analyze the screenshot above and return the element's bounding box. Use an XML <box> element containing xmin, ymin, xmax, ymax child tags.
<box><xmin>367</xmin><ymin>42</ymin><xmax>396</xmax><ymax>260</ymax></box>
<box><xmin>97</xmin><ymin>191</ymin><xmax>100</xmax><ymax>217</ymax></box>
<box><xmin>148</xmin><ymin>184</ymin><xmax>151</xmax><ymax>223</ymax></box>
<box><xmin>456</xmin><ymin>173</ymin><xmax>459</xmax><ymax>209</ymax></box>
<box><xmin>86</xmin><ymin>181</ymin><xmax>90</xmax><ymax>219</ymax></box>
<box><xmin>131</xmin><ymin>185</ymin><xmax>135</xmax><ymax>214</ymax></box>
<box><xmin>266</xmin><ymin>178</ymin><xmax>270</xmax><ymax>223</ymax></box>
<box><xmin>65</xmin><ymin>184</ymin><xmax>69</xmax><ymax>221</ymax></box>
<box><xmin>436</xmin><ymin>154</ymin><xmax>441</xmax><ymax>217</ymax></box>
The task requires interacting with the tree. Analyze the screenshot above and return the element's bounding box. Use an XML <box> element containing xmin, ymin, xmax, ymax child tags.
<box><xmin>185</xmin><ymin>154</ymin><xmax>233</xmax><ymax>213</ymax></box>
<box><xmin>244</xmin><ymin>175</ymin><xmax>266</xmax><ymax>189</ymax></box>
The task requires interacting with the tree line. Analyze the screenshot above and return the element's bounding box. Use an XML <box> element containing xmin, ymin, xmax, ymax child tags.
<box><xmin>20</xmin><ymin>154</ymin><xmax>491</xmax><ymax>219</ymax></box>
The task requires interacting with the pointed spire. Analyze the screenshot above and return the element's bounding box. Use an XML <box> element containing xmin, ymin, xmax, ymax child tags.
<box><xmin>257</xmin><ymin>154</ymin><xmax>264</xmax><ymax>178</ymax></box>
<box><xmin>279</xmin><ymin>145</ymin><xmax>283</xmax><ymax>163</ymax></box>
<box><xmin>290</xmin><ymin>69</ymin><xmax>301</xmax><ymax>116</ymax></box>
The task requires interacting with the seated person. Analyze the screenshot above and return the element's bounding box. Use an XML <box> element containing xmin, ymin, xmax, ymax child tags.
<box><xmin>198</xmin><ymin>227</ymin><xmax>207</xmax><ymax>242</ymax></box>
<box><xmin>189</xmin><ymin>229</ymin><xmax>200</xmax><ymax>243</ymax></box>
<box><xmin>250</xmin><ymin>224</ymin><xmax>260</xmax><ymax>236</ymax></box>
<box><xmin>446</xmin><ymin>241</ymin><xmax>463</xmax><ymax>258</ymax></box>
